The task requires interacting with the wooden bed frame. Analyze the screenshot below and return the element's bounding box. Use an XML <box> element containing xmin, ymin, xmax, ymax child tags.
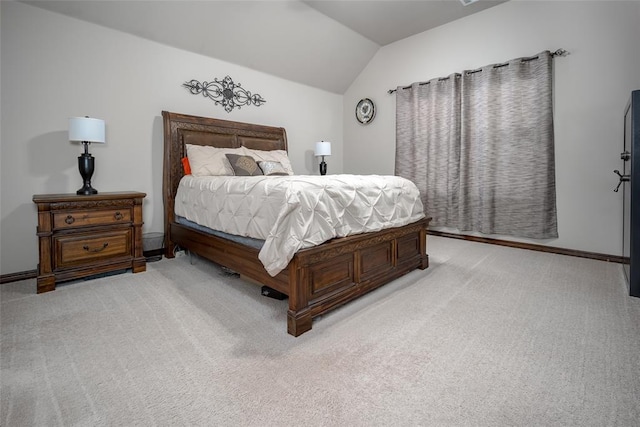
<box><xmin>162</xmin><ymin>111</ymin><xmax>431</xmax><ymax>336</ymax></box>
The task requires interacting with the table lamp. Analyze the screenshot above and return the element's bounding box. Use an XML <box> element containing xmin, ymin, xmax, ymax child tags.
<box><xmin>314</xmin><ymin>141</ymin><xmax>331</xmax><ymax>176</ymax></box>
<box><xmin>69</xmin><ymin>116</ymin><xmax>106</xmax><ymax>195</ymax></box>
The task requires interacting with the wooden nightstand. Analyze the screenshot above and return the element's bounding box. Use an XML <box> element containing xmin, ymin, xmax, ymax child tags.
<box><xmin>32</xmin><ymin>191</ymin><xmax>146</xmax><ymax>293</ymax></box>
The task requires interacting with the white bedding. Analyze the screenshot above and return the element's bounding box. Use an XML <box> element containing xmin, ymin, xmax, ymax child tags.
<box><xmin>175</xmin><ymin>174</ymin><xmax>425</xmax><ymax>276</ymax></box>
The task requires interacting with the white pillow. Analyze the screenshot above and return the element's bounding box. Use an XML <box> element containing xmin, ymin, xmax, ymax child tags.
<box><xmin>258</xmin><ymin>161</ymin><xmax>288</xmax><ymax>176</ymax></box>
<box><xmin>244</xmin><ymin>148</ymin><xmax>294</xmax><ymax>175</ymax></box>
<box><xmin>186</xmin><ymin>144</ymin><xmax>246</xmax><ymax>176</ymax></box>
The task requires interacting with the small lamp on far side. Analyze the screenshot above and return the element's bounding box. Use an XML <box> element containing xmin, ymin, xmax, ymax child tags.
<box><xmin>314</xmin><ymin>141</ymin><xmax>331</xmax><ymax>176</ymax></box>
<box><xmin>69</xmin><ymin>116</ymin><xmax>106</xmax><ymax>195</ymax></box>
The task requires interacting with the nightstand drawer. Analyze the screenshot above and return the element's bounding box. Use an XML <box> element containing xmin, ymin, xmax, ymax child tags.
<box><xmin>53</xmin><ymin>209</ymin><xmax>131</xmax><ymax>230</ymax></box>
<box><xmin>54</xmin><ymin>229</ymin><xmax>132</xmax><ymax>268</ymax></box>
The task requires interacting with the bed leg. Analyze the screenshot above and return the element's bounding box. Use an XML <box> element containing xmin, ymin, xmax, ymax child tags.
<box><xmin>419</xmin><ymin>227</ymin><xmax>429</xmax><ymax>269</ymax></box>
<box><xmin>419</xmin><ymin>254</ymin><xmax>429</xmax><ymax>270</ymax></box>
<box><xmin>165</xmin><ymin>242</ymin><xmax>176</xmax><ymax>259</ymax></box>
<box><xmin>287</xmin><ymin>309</ymin><xmax>312</xmax><ymax>337</ymax></box>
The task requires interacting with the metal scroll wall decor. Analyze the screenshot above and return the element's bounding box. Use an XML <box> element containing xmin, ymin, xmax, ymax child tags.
<box><xmin>182</xmin><ymin>75</ymin><xmax>266</xmax><ymax>113</ymax></box>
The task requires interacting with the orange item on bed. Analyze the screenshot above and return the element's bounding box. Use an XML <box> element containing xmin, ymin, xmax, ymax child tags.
<box><xmin>181</xmin><ymin>157</ymin><xmax>191</xmax><ymax>175</ymax></box>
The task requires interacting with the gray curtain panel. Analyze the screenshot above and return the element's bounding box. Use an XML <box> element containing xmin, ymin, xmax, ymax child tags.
<box><xmin>395</xmin><ymin>74</ymin><xmax>461</xmax><ymax>227</ymax></box>
<box><xmin>395</xmin><ymin>51</ymin><xmax>558</xmax><ymax>239</ymax></box>
<box><xmin>459</xmin><ymin>51</ymin><xmax>557</xmax><ymax>239</ymax></box>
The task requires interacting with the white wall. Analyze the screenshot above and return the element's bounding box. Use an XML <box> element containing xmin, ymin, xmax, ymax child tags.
<box><xmin>344</xmin><ymin>0</ymin><xmax>640</xmax><ymax>256</ymax></box>
<box><xmin>0</xmin><ymin>1</ymin><xmax>343</xmax><ymax>275</ymax></box>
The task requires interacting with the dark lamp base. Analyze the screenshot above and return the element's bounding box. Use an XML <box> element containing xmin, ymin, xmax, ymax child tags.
<box><xmin>319</xmin><ymin>159</ymin><xmax>327</xmax><ymax>176</ymax></box>
<box><xmin>77</xmin><ymin>152</ymin><xmax>98</xmax><ymax>195</ymax></box>
<box><xmin>77</xmin><ymin>185</ymin><xmax>98</xmax><ymax>195</ymax></box>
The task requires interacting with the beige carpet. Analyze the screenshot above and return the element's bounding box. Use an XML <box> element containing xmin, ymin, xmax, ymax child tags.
<box><xmin>2</xmin><ymin>236</ymin><xmax>639</xmax><ymax>426</ymax></box>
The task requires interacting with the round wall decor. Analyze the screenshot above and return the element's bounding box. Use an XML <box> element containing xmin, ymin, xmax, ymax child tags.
<box><xmin>355</xmin><ymin>98</ymin><xmax>375</xmax><ymax>124</ymax></box>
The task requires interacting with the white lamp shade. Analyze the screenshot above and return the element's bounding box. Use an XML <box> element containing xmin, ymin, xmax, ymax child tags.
<box><xmin>69</xmin><ymin>117</ymin><xmax>106</xmax><ymax>143</ymax></box>
<box><xmin>314</xmin><ymin>141</ymin><xmax>331</xmax><ymax>156</ymax></box>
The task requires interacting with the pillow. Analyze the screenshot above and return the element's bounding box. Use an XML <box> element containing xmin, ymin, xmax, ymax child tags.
<box><xmin>225</xmin><ymin>154</ymin><xmax>263</xmax><ymax>176</ymax></box>
<box><xmin>186</xmin><ymin>144</ymin><xmax>245</xmax><ymax>176</ymax></box>
<box><xmin>244</xmin><ymin>148</ymin><xmax>294</xmax><ymax>175</ymax></box>
<box><xmin>258</xmin><ymin>161</ymin><xmax>288</xmax><ymax>176</ymax></box>
<box><xmin>181</xmin><ymin>157</ymin><xmax>192</xmax><ymax>175</ymax></box>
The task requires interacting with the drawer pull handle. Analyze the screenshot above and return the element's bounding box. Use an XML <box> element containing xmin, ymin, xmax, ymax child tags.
<box><xmin>83</xmin><ymin>243</ymin><xmax>109</xmax><ymax>253</ymax></box>
<box><xmin>114</xmin><ymin>212</ymin><xmax>124</xmax><ymax>221</ymax></box>
<box><xmin>65</xmin><ymin>215</ymin><xmax>75</xmax><ymax>225</ymax></box>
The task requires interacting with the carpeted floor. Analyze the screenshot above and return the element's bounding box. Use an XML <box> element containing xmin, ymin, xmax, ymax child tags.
<box><xmin>2</xmin><ymin>236</ymin><xmax>639</xmax><ymax>426</ymax></box>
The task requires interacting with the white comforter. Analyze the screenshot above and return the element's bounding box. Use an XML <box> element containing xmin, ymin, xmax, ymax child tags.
<box><xmin>175</xmin><ymin>174</ymin><xmax>425</xmax><ymax>276</ymax></box>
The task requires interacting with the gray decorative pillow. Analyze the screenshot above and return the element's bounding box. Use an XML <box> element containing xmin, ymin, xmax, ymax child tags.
<box><xmin>258</xmin><ymin>161</ymin><xmax>288</xmax><ymax>176</ymax></box>
<box><xmin>225</xmin><ymin>154</ymin><xmax>263</xmax><ymax>176</ymax></box>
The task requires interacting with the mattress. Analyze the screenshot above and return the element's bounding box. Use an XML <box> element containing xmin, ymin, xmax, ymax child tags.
<box><xmin>174</xmin><ymin>174</ymin><xmax>425</xmax><ymax>276</ymax></box>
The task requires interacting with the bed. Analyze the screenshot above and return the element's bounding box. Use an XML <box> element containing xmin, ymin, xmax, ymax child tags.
<box><xmin>162</xmin><ymin>111</ymin><xmax>431</xmax><ymax>336</ymax></box>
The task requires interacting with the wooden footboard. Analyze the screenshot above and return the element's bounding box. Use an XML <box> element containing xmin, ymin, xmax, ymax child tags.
<box><xmin>167</xmin><ymin>217</ymin><xmax>430</xmax><ymax>336</ymax></box>
<box><xmin>286</xmin><ymin>217</ymin><xmax>430</xmax><ymax>336</ymax></box>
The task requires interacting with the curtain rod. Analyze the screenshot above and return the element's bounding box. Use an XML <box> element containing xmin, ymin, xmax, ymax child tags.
<box><xmin>387</xmin><ymin>48</ymin><xmax>568</xmax><ymax>94</ymax></box>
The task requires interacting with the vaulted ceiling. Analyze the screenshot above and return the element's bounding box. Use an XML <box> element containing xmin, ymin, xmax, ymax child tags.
<box><xmin>22</xmin><ymin>0</ymin><xmax>507</xmax><ymax>94</ymax></box>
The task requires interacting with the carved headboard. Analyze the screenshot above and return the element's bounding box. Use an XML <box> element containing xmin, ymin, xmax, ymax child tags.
<box><xmin>161</xmin><ymin>111</ymin><xmax>288</xmax><ymax>246</ymax></box>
